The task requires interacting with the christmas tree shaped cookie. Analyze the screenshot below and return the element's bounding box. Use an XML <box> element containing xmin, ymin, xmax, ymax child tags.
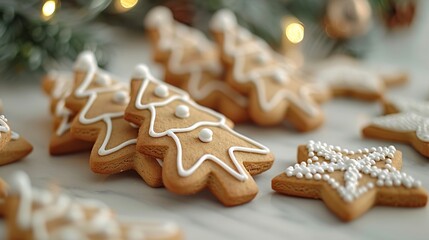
<box><xmin>0</xmin><ymin>115</ymin><xmax>32</xmax><ymax>165</ymax></box>
<box><xmin>42</xmin><ymin>71</ymin><xmax>93</xmax><ymax>155</ymax></box>
<box><xmin>306</xmin><ymin>55</ymin><xmax>408</xmax><ymax>100</ymax></box>
<box><xmin>2</xmin><ymin>171</ymin><xmax>182</xmax><ymax>240</ymax></box>
<box><xmin>144</xmin><ymin>6</ymin><xmax>249</xmax><ymax>123</ymax></box>
<box><xmin>272</xmin><ymin>141</ymin><xmax>427</xmax><ymax>221</ymax></box>
<box><xmin>65</xmin><ymin>52</ymin><xmax>162</xmax><ymax>187</ymax></box>
<box><xmin>125</xmin><ymin>65</ymin><xmax>274</xmax><ymax>206</ymax></box>
<box><xmin>210</xmin><ymin>9</ymin><xmax>325</xmax><ymax>131</ymax></box>
<box><xmin>362</xmin><ymin>97</ymin><xmax>429</xmax><ymax>157</ymax></box>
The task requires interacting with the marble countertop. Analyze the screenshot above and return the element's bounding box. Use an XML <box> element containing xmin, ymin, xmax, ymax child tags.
<box><xmin>1</xmin><ymin>6</ymin><xmax>429</xmax><ymax>240</ymax></box>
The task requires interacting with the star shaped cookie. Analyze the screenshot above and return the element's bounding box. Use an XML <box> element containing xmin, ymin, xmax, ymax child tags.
<box><xmin>306</xmin><ymin>55</ymin><xmax>408</xmax><ymax>100</ymax></box>
<box><xmin>144</xmin><ymin>6</ymin><xmax>249</xmax><ymax>123</ymax></box>
<box><xmin>65</xmin><ymin>52</ymin><xmax>162</xmax><ymax>187</ymax></box>
<box><xmin>210</xmin><ymin>9</ymin><xmax>325</xmax><ymax>131</ymax></box>
<box><xmin>2</xmin><ymin>171</ymin><xmax>182</xmax><ymax>240</ymax></box>
<box><xmin>362</xmin><ymin>97</ymin><xmax>429</xmax><ymax>157</ymax></box>
<box><xmin>272</xmin><ymin>140</ymin><xmax>427</xmax><ymax>221</ymax></box>
<box><xmin>125</xmin><ymin>65</ymin><xmax>274</xmax><ymax>206</ymax></box>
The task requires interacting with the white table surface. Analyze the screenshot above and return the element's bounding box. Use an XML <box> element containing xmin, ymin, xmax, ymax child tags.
<box><xmin>1</xmin><ymin>5</ymin><xmax>429</xmax><ymax>240</ymax></box>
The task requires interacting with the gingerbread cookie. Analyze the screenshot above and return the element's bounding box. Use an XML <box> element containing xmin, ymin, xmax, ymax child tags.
<box><xmin>3</xmin><ymin>171</ymin><xmax>182</xmax><ymax>240</ymax></box>
<box><xmin>0</xmin><ymin>178</ymin><xmax>6</xmax><ymax>217</ymax></box>
<box><xmin>66</xmin><ymin>52</ymin><xmax>163</xmax><ymax>187</ymax></box>
<box><xmin>0</xmin><ymin>115</ymin><xmax>32</xmax><ymax>165</ymax></box>
<box><xmin>272</xmin><ymin>140</ymin><xmax>427</xmax><ymax>221</ymax></box>
<box><xmin>306</xmin><ymin>55</ymin><xmax>408</xmax><ymax>100</ymax></box>
<box><xmin>362</xmin><ymin>97</ymin><xmax>429</xmax><ymax>157</ymax></box>
<box><xmin>125</xmin><ymin>65</ymin><xmax>274</xmax><ymax>206</ymax></box>
<box><xmin>144</xmin><ymin>7</ymin><xmax>249</xmax><ymax>123</ymax></box>
<box><xmin>42</xmin><ymin>70</ymin><xmax>93</xmax><ymax>155</ymax></box>
<box><xmin>210</xmin><ymin>9</ymin><xmax>325</xmax><ymax>131</ymax></box>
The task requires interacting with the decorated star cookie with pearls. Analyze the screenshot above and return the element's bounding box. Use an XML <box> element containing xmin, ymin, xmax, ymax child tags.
<box><xmin>65</xmin><ymin>52</ymin><xmax>162</xmax><ymax>187</ymax></box>
<box><xmin>306</xmin><ymin>55</ymin><xmax>408</xmax><ymax>101</ymax></box>
<box><xmin>2</xmin><ymin>171</ymin><xmax>182</xmax><ymax>240</ymax></box>
<box><xmin>124</xmin><ymin>65</ymin><xmax>274</xmax><ymax>206</ymax></box>
<box><xmin>362</xmin><ymin>97</ymin><xmax>429</xmax><ymax>157</ymax></box>
<box><xmin>272</xmin><ymin>141</ymin><xmax>427</xmax><ymax>221</ymax></box>
<box><xmin>144</xmin><ymin>6</ymin><xmax>249</xmax><ymax>123</ymax></box>
<box><xmin>0</xmin><ymin>115</ymin><xmax>32</xmax><ymax>165</ymax></box>
<box><xmin>42</xmin><ymin>70</ymin><xmax>93</xmax><ymax>155</ymax></box>
<box><xmin>210</xmin><ymin>9</ymin><xmax>325</xmax><ymax>131</ymax></box>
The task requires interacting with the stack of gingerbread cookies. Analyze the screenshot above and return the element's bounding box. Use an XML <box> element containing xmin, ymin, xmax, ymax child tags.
<box><xmin>41</xmin><ymin>51</ymin><xmax>275</xmax><ymax>207</ymax></box>
<box><xmin>142</xmin><ymin>7</ymin><xmax>428</xmax><ymax>222</ymax></box>
<box><xmin>144</xmin><ymin>7</ymin><xmax>409</xmax><ymax>132</ymax></box>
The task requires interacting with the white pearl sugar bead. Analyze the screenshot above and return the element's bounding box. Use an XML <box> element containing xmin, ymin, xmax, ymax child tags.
<box><xmin>154</xmin><ymin>85</ymin><xmax>169</xmax><ymax>98</ymax></box>
<box><xmin>112</xmin><ymin>91</ymin><xmax>129</xmax><ymax>105</ymax></box>
<box><xmin>198</xmin><ymin>128</ymin><xmax>213</xmax><ymax>143</ymax></box>
<box><xmin>175</xmin><ymin>105</ymin><xmax>190</xmax><ymax>118</ymax></box>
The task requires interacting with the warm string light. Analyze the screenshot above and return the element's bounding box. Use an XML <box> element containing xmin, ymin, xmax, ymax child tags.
<box><xmin>281</xmin><ymin>17</ymin><xmax>304</xmax><ymax>67</ymax></box>
<box><xmin>285</xmin><ymin>22</ymin><xmax>304</xmax><ymax>44</ymax></box>
<box><xmin>120</xmin><ymin>0</ymin><xmax>138</xmax><ymax>9</ymax></box>
<box><xmin>42</xmin><ymin>0</ymin><xmax>57</xmax><ymax>20</ymax></box>
<box><xmin>115</xmin><ymin>0</ymin><xmax>139</xmax><ymax>13</ymax></box>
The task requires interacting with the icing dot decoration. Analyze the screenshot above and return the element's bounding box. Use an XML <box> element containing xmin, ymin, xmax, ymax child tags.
<box><xmin>285</xmin><ymin>140</ymin><xmax>422</xmax><ymax>203</ymax></box>
<box><xmin>175</xmin><ymin>105</ymin><xmax>190</xmax><ymax>119</ymax></box>
<box><xmin>273</xmin><ymin>70</ymin><xmax>288</xmax><ymax>84</ymax></box>
<box><xmin>95</xmin><ymin>72</ymin><xmax>111</xmax><ymax>86</ymax></box>
<box><xmin>254</xmin><ymin>53</ymin><xmax>269</xmax><ymax>64</ymax></box>
<box><xmin>198</xmin><ymin>128</ymin><xmax>213</xmax><ymax>143</ymax></box>
<box><xmin>112</xmin><ymin>91</ymin><xmax>130</xmax><ymax>105</ymax></box>
<box><xmin>133</xmin><ymin>65</ymin><xmax>149</xmax><ymax>79</ymax></box>
<box><xmin>154</xmin><ymin>85</ymin><xmax>169</xmax><ymax>98</ymax></box>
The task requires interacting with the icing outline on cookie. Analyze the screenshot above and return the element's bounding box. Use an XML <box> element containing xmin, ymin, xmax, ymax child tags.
<box><xmin>145</xmin><ymin>7</ymin><xmax>248</xmax><ymax>108</ymax></box>
<box><xmin>72</xmin><ymin>52</ymin><xmax>137</xmax><ymax>156</ymax></box>
<box><xmin>132</xmin><ymin>64</ymin><xmax>270</xmax><ymax>181</ymax></box>
<box><xmin>210</xmin><ymin>10</ymin><xmax>319</xmax><ymax>116</ymax></box>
